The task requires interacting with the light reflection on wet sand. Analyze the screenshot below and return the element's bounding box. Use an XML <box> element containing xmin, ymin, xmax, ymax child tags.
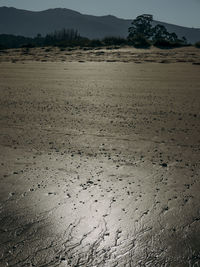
<box><xmin>0</xmin><ymin>62</ymin><xmax>200</xmax><ymax>266</ymax></box>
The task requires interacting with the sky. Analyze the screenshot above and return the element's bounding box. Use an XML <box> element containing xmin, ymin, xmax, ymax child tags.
<box><xmin>0</xmin><ymin>0</ymin><xmax>200</xmax><ymax>28</ymax></box>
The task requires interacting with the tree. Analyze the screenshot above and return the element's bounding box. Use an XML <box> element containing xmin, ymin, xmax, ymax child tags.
<box><xmin>152</xmin><ymin>24</ymin><xmax>178</xmax><ymax>42</ymax></box>
<box><xmin>36</xmin><ymin>33</ymin><xmax>42</xmax><ymax>38</ymax></box>
<box><xmin>128</xmin><ymin>14</ymin><xmax>187</xmax><ymax>49</ymax></box>
<box><xmin>181</xmin><ymin>36</ymin><xmax>188</xmax><ymax>45</ymax></box>
<box><xmin>128</xmin><ymin>14</ymin><xmax>153</xmax><ymax>48</ymax></box>
<box><xmin>128</xmin><ymin>14</ymin><xmax>153</xmax><ymax>40</ymax></box>
<box><xmin>152</xmin><ymin>24</ymin><xmax>169</xmax><ymax>41</ymax></box>
<box><xmin>168</xmin><ymin>32</ymin><xmax>178</xmax><ymax>42</ymax></box>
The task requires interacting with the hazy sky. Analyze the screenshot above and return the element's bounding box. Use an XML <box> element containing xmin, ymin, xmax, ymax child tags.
<box><xmin>0</xmin><ymin>0</ymin><xmax>200</xmax><ymax>28</ymax></box>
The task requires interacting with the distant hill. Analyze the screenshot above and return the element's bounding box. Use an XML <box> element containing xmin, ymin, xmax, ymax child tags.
<box><xmin>0</xmin><ymin>7</ymin><xmax>200</xmax><ymax>43</ymax></box>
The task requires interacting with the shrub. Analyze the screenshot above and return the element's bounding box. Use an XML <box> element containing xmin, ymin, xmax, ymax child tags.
<box><xmin>0</xmin><ymin>44</ymin><xmax>6</xmax><ymax>50</ymax></box>
<box><xmin>153</xmin><ymin>39</ymin><xmax>182</xmax><ymax>49</ymax></box>
<box><xmin>195</xmin><ymin>41</ymin><xmax>200</xmax><ymax>48</ymax></box>
<box><xmin>20</xmin><ymin>43</ymin><xmax>35</xmax><ymax>48</ymax></box>
<box><xmin>21</xmin><ymin>47</ymin><xmax>31</xmax><ymax>54</ymax></box>
<box><xmin>44</xmin><ymin>48</ymin><xmax>52</xmax><ymax>52</ymax></box>
<box><xmin>88</xmin><ymin>39</ymin><xmax>103</xmax><ymax>47</ymax></box>
<box><xmin>129</xmin><ymin>35</ymin><xmax>151</xmax><ymax>48</ymax></box>
<box><xmin>102</xmin><ymin>37</ymin><xmax>127</xmax><ymax>46</ymax></box>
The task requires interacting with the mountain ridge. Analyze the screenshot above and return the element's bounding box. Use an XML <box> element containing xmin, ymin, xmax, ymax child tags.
<box><xmin>0</xmin><ymin>6</ymin><xmax>200</xmax><ymax>43</ymax></box>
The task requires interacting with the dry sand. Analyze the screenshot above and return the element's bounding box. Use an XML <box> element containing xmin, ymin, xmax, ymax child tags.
<box><xmin>0</xmin><ymin>49</ymin><xmax>200</xmax><ymax>266</ymax></box>
<box><xmin>0</xmin><ymin>46</ymin><xmax>200</xmax><ymax>64</ymax></box>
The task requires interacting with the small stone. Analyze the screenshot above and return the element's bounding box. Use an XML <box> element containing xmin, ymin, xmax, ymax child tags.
<box><xmin>161</xmin><ymin>163</ymin><xmax>168</xmax><ymax>167</ymax></box>
<box><xmin>87</xmin><ymin>180</ymin><xmax>94</xmax><ymax>184</ymax></box>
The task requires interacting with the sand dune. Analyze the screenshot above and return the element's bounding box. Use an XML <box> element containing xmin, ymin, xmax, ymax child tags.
<box><xmin>0</xmin><ymin>46</ymin><xmax>200</xmax><ymax>64</ymax></box>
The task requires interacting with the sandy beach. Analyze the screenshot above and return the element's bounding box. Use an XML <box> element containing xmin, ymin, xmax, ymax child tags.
<box><xmin>0</xmin><ymin>46</ymin><xmax>200</xmax><ymax>64</ymax></box>
<box><xmin>0</xmin><ymin>49</ymin><xmax>200</xmax><ymax>266</ymax></box>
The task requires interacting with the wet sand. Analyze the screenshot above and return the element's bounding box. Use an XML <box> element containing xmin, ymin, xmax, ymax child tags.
<box><xmin>0</xmin><ymin>59</ymin><xmax>200</xmax><ymax>266</ymax></box>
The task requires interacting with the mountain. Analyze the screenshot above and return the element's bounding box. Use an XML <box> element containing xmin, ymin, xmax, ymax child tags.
<box><xmin>0</xmin><ymin>6</ymin><xmax>200</xmax><ymax>43</ymax></box>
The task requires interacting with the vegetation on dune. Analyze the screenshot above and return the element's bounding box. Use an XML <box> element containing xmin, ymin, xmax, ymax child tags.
<box><xmin>195</xmin><ymin>41</ymin><xmax>200</xmax><ymax>48</ymax></box>
<box><xmin>0</xmin><ymin>34</ymin><xmax>35</xmax><ymax>49</ymax></box>
<box><xmin>0</xmin><ymin>15</ymin><xmax>191</xmax><ymax>50</ymax></box>
<box><xmin>0</xmin><ymin>29</ymin><xmax>84</xmax><ymax>49</ymax></box>
<box><xmin>128</xmin><ymin>14</ymin><xmax>188</xmax><ymax>48</ymax></box>
<box><xmin>128</xmin><ymin>34</ymin><xmax>151</xmax><ymax>48</ymax></box>
<box><xmin>43</xmin><ymin>29</ymin><xmax>81</xmax><ymax>46</ymax></box>
<box><xmin>102</xmin><ymin>36</ymin><xmax>127</xmax><ymax>46</ymax></box>
<box><xmin>0</xmin><ymin>30</ymin><xmax>128</xmax><ymax>49</ymax></box>
<box><xmin>128</xmin><ymin>14</ymin><xmax>153</xmax><ymax>42</ymax></box>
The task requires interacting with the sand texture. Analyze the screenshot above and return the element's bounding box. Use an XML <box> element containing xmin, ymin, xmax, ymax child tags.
<box><xmin>0</xmin><ymin>59</ymin><xmax>200</xmax><ymax>266</ymax></box>
<box><xmin>0</xmin><ymin>46</ymin><xmax>200</xmax><ymax>64</ymax></box>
